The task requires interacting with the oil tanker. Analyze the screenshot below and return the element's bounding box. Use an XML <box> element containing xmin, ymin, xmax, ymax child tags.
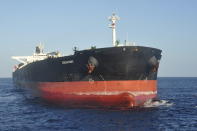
<box><xmin>12</xmin><ymin>14</ymin><xmax>162</xmax><ymax>109</ymax></box>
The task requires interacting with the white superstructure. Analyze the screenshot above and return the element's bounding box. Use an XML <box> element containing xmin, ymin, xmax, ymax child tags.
<box><xmin>12</xmin><ymin>44</ymin><xmax>61</xmax><ymax>70</ymax></box>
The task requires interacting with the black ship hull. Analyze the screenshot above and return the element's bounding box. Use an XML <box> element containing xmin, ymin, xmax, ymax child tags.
<box><xmin>13</xmin><ymin>46</ymin><xmax>161</xmax><ymax>82</ymax></box>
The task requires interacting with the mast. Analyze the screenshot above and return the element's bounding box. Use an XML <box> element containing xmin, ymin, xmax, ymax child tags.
<box><xmin>108</xmin><ymin>13</ymin><xmax>120</xmax><ymax>46</ymax></box>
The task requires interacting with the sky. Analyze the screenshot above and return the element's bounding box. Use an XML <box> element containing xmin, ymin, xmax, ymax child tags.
<box><xmin>0</xmin><ymin>0</ymin><xmax>197</xmax><ymax>77</ymax></box>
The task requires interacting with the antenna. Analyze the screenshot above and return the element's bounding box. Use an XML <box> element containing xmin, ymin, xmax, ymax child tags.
<box><xmin>108</xmin><ymin>13</ymin><xmax>120</xmax><ymax>46</ymax></box>
<box><xmin>125</xmin><ymin>32</ymin><xmax>128</xmax><ymax>46</ymax></box>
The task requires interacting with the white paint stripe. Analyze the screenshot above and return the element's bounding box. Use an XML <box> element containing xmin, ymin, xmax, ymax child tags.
<box><xmin>72</xmin><ymin>91</ymin><xmax>157</xmax><ymax>96</ymax></box>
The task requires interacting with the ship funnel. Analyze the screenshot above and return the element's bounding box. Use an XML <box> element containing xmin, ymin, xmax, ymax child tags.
<box><xmin>35</xmin><ymin>44</ymin><xmax>44</xmax><ymax>54</ymax></box>
<box><xmin>108</xmin><ymin>13</ymin><xmax>120</xmax><ymax>46</ymax></box>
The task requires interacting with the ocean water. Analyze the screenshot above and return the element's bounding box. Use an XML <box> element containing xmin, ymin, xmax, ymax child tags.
<box><xmin>0</xmin><ymin>78</ymin><xmax>197</xmax><ymax>131</ymax></box>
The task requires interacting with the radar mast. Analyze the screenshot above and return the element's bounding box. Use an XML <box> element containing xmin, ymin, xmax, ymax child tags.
<box><xmin>108</xmin><ymin>13</ymin><xmax>120</xmax><ymax>46</ymax></box>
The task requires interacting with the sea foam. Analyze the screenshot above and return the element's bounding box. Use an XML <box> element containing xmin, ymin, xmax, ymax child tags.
<box><xmin>143</xmin><ymin>99</ymin><xmax>173</xmax><ymax>108</ymax></box>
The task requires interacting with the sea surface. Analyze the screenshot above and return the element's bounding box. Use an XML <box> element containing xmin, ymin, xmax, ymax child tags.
<box><xmin>0</xmin><ymin>78</ymin><xmax>197</xmax><ymax>131</ymax></box>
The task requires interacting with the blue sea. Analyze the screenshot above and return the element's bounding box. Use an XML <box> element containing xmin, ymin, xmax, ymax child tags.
<box><xmin>0</xmin><ymin>78</ymin><xmax>197</xmax><ymax>131</ymax></box>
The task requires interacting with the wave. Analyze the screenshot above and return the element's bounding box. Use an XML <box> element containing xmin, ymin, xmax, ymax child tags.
<box><xmin>143</xmin><ymin>99</ymin><xmax>173</xmax><ymax>108</ymax></box>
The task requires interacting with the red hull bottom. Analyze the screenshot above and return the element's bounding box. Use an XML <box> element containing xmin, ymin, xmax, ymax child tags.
<box><xmin>21</xmin><ymin>80</ymin><xmax>157</xmax><ymax>109</ymax></box>
<box><xmin>42</xmin><ymin>93</ymin><xmax>156</xmax><ymax>109</ymax></box>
